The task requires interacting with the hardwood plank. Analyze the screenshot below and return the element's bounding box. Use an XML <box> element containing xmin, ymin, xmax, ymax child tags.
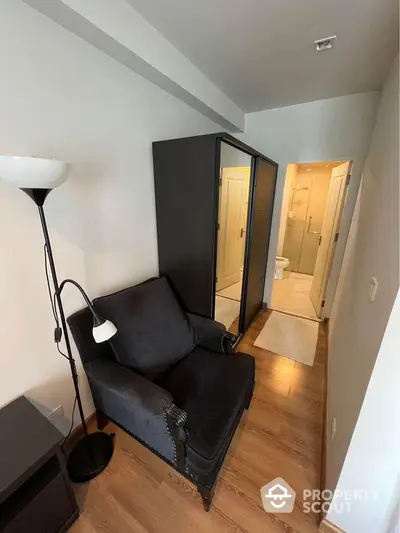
<box><xmin>319</xmin><ymin>519</ymin><xmax>346</xmax><ymax>533</ymax></box>
<box><xmin>70</xmin><ymin>309</ymin><xmax>326</xmax><ymax>533</ymax></box>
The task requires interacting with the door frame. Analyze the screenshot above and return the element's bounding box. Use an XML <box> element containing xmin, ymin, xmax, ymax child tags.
<box><xmin>212</xmin><ymin>135</ymin><xmax>278</xmax><ymax>336</ymax></box>
<box><xmin>271</xmin><ymin>159</ymin><xmax>354</xmax><ymax>319</ymax></box>
<box><xmin>310</xmin><ymin>161</ymin><xmax>352</xmax><ymax>316</ymax></box>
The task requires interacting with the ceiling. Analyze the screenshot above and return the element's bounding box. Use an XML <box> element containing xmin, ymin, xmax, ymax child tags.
<box><xmin>125</xmin><ymin>0</ymin><xmax>398</xmax><ymax>112</ymax></box>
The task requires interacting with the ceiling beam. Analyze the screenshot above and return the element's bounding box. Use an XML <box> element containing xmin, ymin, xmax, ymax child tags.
<box><xmin>23</xmin><ymin>0</ymin><xmax>245</xmax><ymax>132</ymax></box>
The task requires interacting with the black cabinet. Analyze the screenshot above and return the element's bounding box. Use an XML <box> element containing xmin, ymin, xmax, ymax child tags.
<box><xmin>153</xmin><ymin>133</ymin><xmax>277</xmax><ymax>334</ymax></box>
<box><xmin>0</xmin><ymin>397</ymin><xmax>78</xmax><ymax>533</ymax></box>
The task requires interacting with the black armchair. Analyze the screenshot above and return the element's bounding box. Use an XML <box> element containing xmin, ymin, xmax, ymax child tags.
<box><xmin>67</xmin><ymin>277</ymin><xmax>255</xmax><ymax>510</ymax></box>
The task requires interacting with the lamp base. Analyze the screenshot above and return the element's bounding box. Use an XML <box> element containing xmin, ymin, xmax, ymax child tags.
<box><xmin>67</xmin><ymin>432</ymin><xmax>114</xmax><ymax>483</ymax></box>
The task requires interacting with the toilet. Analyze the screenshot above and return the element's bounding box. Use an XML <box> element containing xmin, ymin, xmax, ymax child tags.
<box><xmin>275</xmin><ymin>256</ymin><xmax>290</xmax><ymax>280</ymax></box>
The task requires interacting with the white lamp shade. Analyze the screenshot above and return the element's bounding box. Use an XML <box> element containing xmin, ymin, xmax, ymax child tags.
<box><xmin>0</xmin><ymin>156</ymin><xmax>68</xmax><ymax>188</ymax></box>
<box><xmin>92</xmin><ymin>320</ymin><xmax>118</xmax><ymax>343</ymax></box>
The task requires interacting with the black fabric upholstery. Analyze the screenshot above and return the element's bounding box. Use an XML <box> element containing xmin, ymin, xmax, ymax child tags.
<box><xmin>185</xmin><ymin>379</ymin><xmax>253</xmax><ymax>487</ymax></box>
<box><xmin>85</xmin><ymin>358</ymin><xmax>177</xmax><ymax>463</ymax></box>
<box><xmin>67</xmin><ymin>276</ymin><xmax>256</xmax><ymax>505</ymax></box>
<box><xmin>155</xmin><ymin>347</ymin><xmax>255</xmax><ymax>460</ymax></box>
<box><xmin>187</xmin><ymin>313</ymin><xmax>234</xmax><ymax>354</ymax></box>
<box><xmin>93</xmin><ymin>277</ymin><xmax>196</xmax><ymax>376</ymax></box>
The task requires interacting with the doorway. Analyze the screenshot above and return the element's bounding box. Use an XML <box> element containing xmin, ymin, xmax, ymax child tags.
<box><xmin>272</xmin><ymin>160</ymin><xmax>351</xmax><ymax>320</ymax></box>
<box><xmin>214</xmin><ymin>143</ymin><xmax>252</xmax><ymax>334</ymax></box>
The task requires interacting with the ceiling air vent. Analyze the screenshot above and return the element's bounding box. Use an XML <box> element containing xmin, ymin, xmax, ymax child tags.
<box><xmin>314</xmin><ymin>35</ymin><xmax>337</xmax><ymax>52</ymax></box>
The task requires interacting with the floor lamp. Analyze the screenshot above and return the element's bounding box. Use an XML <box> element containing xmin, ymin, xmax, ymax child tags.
<box><xmin>0</xmin><ymin>156</ymin><xmax>115</xmax><ymax>482</ymax></box>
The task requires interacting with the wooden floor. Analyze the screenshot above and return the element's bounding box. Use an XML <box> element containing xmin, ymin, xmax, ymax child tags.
<box><xmin>71</xmin><ymin>309</ymin><xmax>326</xmax><ymax>533</ymax></box>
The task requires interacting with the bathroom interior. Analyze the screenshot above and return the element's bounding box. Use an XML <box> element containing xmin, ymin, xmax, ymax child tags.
<box><xmin>214</xmin><ymin>141</ymin><xmax>252</xmax><ymax>333</ymax></box>
<box><xmin>272</xmin><ymin>160</ymin><xmax>349</xmax><ymax>321</ymax></box>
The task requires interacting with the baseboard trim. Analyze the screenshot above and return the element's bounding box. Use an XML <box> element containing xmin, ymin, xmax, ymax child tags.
<box><xmin>319</xmin><ymin>518</ymin><xmax>346</xmax><ymax>533</ymax></box>
<box><xmin>319</xmin><ymin>319</ymin><xmax>329</xmax><ymax>523</ymax></box>
<box><xmin>65</xmin><ymin>410</ymin><xmax>97</xmax><ymax>451</ymax></box>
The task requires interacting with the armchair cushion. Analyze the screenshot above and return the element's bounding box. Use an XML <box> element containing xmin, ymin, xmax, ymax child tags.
<box><xmin>155</xmin><ymin>347</ymin><xmax>255</xmax><ymax>460</ymax></box>
<box><xmin>93</xmin><ymin>277</ymin><xmax>196</xmax><ymax>377</ymax></box>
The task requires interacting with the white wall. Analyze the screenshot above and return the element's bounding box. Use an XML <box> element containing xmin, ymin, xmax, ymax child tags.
<box><xmin>328</xmin><ymin>177</ymin><xmax>363</xmax><ymax>337</ymax></box>
<box><xmin>24</xmin><ymin>0</ymin><xmax>245</xmax><ymax>131</ymax></box>
<box><xmin>325</xmin><ymin>56</ymin><xmax>399</xmax><ymax>522</ymax></box>
<box><xmin>220</xmin><ymin>141</ymin><xmax>252</xmax><ymax>168</ymax></box>
<box><xmin>239</xmin><ymin>91</ymin><xmax>380</xmax><ymax>307</ymax></box>
<box><xmin>327</xmin><ymin>288</ymin><xmax>400</xmax><ymax>533</ymax></box>
<box><xmin>0</xmin><ymin>0</ymin><xmax>220</xmax><ymax>430</ymax></box>
<box><xmin>385</xmin><ymin>493</ymin><xmax>400</xmax><ymax>533</ymax></box>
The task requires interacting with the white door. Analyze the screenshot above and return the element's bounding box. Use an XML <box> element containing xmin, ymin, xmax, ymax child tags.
<box><xmin>216</xmin><ymin>167</ymin><xmax>250</xmax><ymax>291</ymax></box>
<box><xmin>310</xmin><ymin>162</ymin><xmax>350</xmax><ymax>316</ymax></box>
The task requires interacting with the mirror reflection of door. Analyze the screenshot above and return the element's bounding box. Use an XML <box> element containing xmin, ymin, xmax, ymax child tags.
<box><xmin>216</xmin><ymin>167</ymin><xmax>250</xmax><ymax>291</ymax></box>
<box><xmin>215</xmin><ymin>142</ymin><xmax>252</xmax><ymax>334</ymax></box>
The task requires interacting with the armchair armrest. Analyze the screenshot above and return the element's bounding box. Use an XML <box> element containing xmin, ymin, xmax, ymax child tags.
<box><xmin>85</xmin><ymin>358</ymin><xmax>186</xmax><ymax>466</ymax></box>
<box><xmin>187</xmin><ymin>313</ymin><xmax>236</xmax><ymax>354</ymax></box>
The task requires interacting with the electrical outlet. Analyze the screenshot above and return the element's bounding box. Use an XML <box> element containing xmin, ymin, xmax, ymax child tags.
<box><xmin>331</xmin><ymin>417</ymin><xmax>337</xmax><ymax>440</ymax></box>
<box><xmin>47</xmin><ymin>405</ymin><xmax>64</xmax><ymax>422</ymax></box>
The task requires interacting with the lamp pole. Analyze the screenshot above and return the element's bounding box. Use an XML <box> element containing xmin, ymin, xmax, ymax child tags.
<box><xmin>22</xmin><ymin>187</ymin><xmax>114</xmax><ymax>483</ymax></box>
<box><xmin>37</xmin><ymin>201</ymin><xmax>88</xmax><ymax>438</ymax></box>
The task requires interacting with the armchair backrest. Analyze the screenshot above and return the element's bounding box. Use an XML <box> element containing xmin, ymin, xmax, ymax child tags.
<box><xmin>67</xmin><ymin>306</ymin><xmax>116</xmax><ymax>365</ymax></box>
<box><xmin>92</xmin><ymin>276</ymin><xmax>196</xmax><ymax>377</ymax></box>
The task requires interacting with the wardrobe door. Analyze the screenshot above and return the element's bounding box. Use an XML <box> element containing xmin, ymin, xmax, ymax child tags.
<box><xmin>153</xmin><ymin>135</ymin><xmax>219</xmax><ymax>318</ymax></box>
<box><xmin>241</xmin><ymin>157</ymin><xmax>277</xmax><ymax>331</ymax></box>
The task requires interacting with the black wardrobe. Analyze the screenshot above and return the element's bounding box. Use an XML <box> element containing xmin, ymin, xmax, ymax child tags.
<box><xmin>153</xmin><ymin>133</ymin><xmax>278</xmax><ymax>335</ymax></box>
